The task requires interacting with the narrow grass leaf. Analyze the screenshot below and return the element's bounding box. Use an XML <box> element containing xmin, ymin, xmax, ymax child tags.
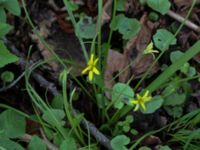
<box><xmin>146</xmin><ymin>40</ymin><xmax>200</xmax><ymax>93</ymax></box>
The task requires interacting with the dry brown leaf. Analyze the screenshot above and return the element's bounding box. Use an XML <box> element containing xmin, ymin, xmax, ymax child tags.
<box><xmin>104</xmin><ymin>50</ymin><xmax>130</xmax><ymax>98</ymax></box>
<box><xmin>124</xmin><ymin>13</ymin><xmax>160</xmax><ymax>77</ymax></box>
<box><xmin>104</xmin><ymin>13</ymin><xmax>160</xmax><ymax>98</ymax></box>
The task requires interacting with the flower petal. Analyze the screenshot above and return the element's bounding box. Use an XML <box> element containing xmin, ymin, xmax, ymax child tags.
<box><xmin>130</xmin><ymin>100</ymin><xmax>138</xmax><ymax>105</ymax></box>
<box><xmin>94</xmin><ymin>58</ymin><xmax>99</xmax><ymax>65</ymax></box>
<box><xmin>82</xmin><ymin>66</ymin><xmax>90</xmax><ymax>74</ymax></box>
<box><xmin>134</xmin><ymin>104</ymin><xmax>139</xmax><ymax>111</ymax></box>
<box><xmin>88</xmin><ymin>71</ymin><xmax>93</xmax><ymax>81</ymax></box>
<box><xmin>93</xmin><ymin>67</ymin><xmax>100</xmax><ymax>75</ymax></box>
<box><xmin>141</xmin><ymin>103</ymin><xmax>146</xmax><ymax>111</ymax></box>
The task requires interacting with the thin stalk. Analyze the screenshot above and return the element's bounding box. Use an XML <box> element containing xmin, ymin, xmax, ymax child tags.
<box><xmin>63</xmin><ymin>0</ymin><xmax>88</xmax><ymax>61</ymax></box>
<box><xmin>134</xmin><ymin>0</ymin><xmax>197</xmax><ymax>91</ymax></box>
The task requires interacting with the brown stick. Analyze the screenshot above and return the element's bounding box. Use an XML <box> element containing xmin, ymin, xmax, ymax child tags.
<box><xmin>167</xmin><ymin>10</ymin><xmax>200</xmax><ymax>33</ymax></box>
<box><xmin>5</xmin><ymin>39</ymin><xmax>112</xmax><ymax>150</ymax></box>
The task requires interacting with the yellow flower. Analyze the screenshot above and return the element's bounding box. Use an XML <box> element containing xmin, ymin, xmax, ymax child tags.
<box><xmin>143</xmin><ymin>41</ymin><xmax>159</xmax><ymax>58</ymax></box>
<box><xmin>81</xmin><ymin>54</ymin><xmax>100</xmax><ymax>81</ymax></box>
<box><xmin>130</xmin><ymin>90</ymin><xmax>152</xmax><ymax>111</ymax></box>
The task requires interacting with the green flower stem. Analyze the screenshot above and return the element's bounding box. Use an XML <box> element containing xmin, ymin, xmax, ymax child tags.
<box><xmin>97</xmin><ymin>0</ymin><xmax>103</xmax><ymax>69</ymax></box>
<box><xmin>62</xmin><ymin>70</ymin><xmax>85</xmax><ymax>145</ymax></box>
<box><xmin>134</xmin><ymin>0</ymin><xmax>197</xmax><ymax>91</ymax></box>
<box><xmin>63</xmin><ymin>0</ymin><xmax>88</xmax><ymax>61</ymax></box>
<box><xmin>102</xmin><ymin>0</ymin><xmax>117</xmax><ymax>73</ymax></box>
<box><xmin>110</xmin><ymin>0</ymin><xmax>197</xmax><ymax>124</ymax></box>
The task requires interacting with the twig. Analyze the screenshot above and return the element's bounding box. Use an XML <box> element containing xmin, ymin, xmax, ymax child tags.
<box><xmin>21</xmin><ymin>133</ymin><xmax>58</xmax><ymax>150</ymax></box>
<box><xmin>167</xmin><ymin>10</ymin><xmax>200</xmax><ymax>33</ymax></box>
<box><xmin>5</xmin><ymin>39</ymin><xmax>112</xmax><ymax>150</ymax></box>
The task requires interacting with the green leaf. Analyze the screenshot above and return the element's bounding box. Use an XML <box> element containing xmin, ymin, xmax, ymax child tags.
<box><xmin>0</xmin><ymin>8</ymin><xmax>6</xmax><ymax>23</ymax></box>
<box><xmin>0</xmin><ymin>41</ymin><xmax>18</xmax><ymax>68</ymax></box>
<box><xmin>66</xmin><ymin>0</ymin><xmax>79</xmax><ymax>11</ymax></box>
<box><xmin>117</xmin><ymin>0</ymin><xmax>125</xmax><ymax>11</ymax></box>
<box><xmin>170</xmin><ymin>51</ymin><xmax>184</xmax><ymax>63</ymax></box>
<box><xmin>139</xmin><ymin>146</ymin><xmax>151</xmax><ymax>150</ymax></box>
<box><xmin>153</xmin><ymin>29</ymin><xmax>176</xmax><ymax>51</ymax></box>
<box><xmin>51</xmin><ymin>94</ymin><xmax>64</xmax><ymax>109</ymax></box>
<box><xmin>42</xmin><ymin>109</ymin><xmax>65</xmax><ymax>127</ymax></box>
<box><xmin>187</xmin><ymin>66</ymin><xmax>196</xmax><ymax>77</ymax></box>
<box><xmin>0</xmin><ymin>23</ymin><xmax>13</xmax><ymax>38</ymax></box>
<box><xmin>146</xmin><ymin>41</ymin><xmax>200</xmax><ymax>93</ymax></box>
<box><xmin>0</xmin><ymin>109</ymin><xmax>26</xmax><ymax>138</ymax></box>
<box><xmin>110</xmin><ymin>14</ymin><xmax>141</xmax><ymax>40</ymax></box>
<box><xmin>1</xmin><ymin>71</ymin><xmax>14</xmax><ymax>82</ymax></box>
<box><xmin>165</xmin><ymin>106</ymin><xmax>183</xmax><ymax>118</ymax></box>
<box><xmin>170</xmin><ymin>50</ymin><xmax>196</xmax><ymax>76</ymax></box>
<box><xmin>0</xmin><ymin>138</ymin><xmax>24</xmax><ymax>150</ymax></box>
<box><xmin>111</xmin><ymin>135</ymin><xmax>130</xmax><ymax>150</ymax></box>
<box><xmin>96</xmin><ymin>93</ymin><xmax>108</xmax><ymax>108</ymax></box>
<box><xmin>147</xmin><ymin>0</ymin><xmax>171</xmax><ymax>15</ymax></box>
<box><xmin>112</xmin><ymin>83</ymin><xmax>134</xmax><ymax>109</ymax></box>
<box><xmin>164</xmin><ymin>92</ymin><xmax>186</xmax><ymax>106</ymax></box>
<box><xmin>142</xmin><ymin>96</ymin><xmax>164</xmax><ymax>114</ymax></box>
<box><xmin>159</xmin><ymin>145</ymin><xmax>172</xmax><ymax>150</ymax></box>
<box><xmin>60</xmin><ymin>137</ymin><xmax>78</xmax><ymax>150</ymax></box>
<box><xmin>76</xmin><ymin>16</ymin><xmax>96</xmax><ymax>39</ymax></box>
<box><xmin>3</xmin><ymin>0</ymin><xmax>21</xmax><ymax>16</ymax></box>
<box><xmin>28</xmin><ymin>136</ymin><xmax>46</xmax><ymax>150</ymax></box>
<box><xmin>125</xmin><ymin>115</ymin><xmax>134</xmax><ymax>123</ymax></box>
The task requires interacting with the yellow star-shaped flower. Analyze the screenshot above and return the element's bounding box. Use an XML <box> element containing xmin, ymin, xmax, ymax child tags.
<box><xmin>143</xmin><ymin>41</ymin><xmax>159</xmax><ymax>58</ymax></box>
<box><xmin>81</xmin><ymin>54</ymin><xmax>100</xmax><ymax>81</ymax></box>
<box><xmin>130</xmin><ymin>90</ymin><xmax>152</xmax><ymax>111</ymax></box>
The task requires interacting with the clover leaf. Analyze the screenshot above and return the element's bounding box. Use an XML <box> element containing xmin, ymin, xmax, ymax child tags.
<box><xmin>110</xmin><ymin>14</ymin><xmax>141</xmax><ymax>40</ymax></box>
<box><xmin>60</xmin><ymin>137</ymin><xmax>78</xmax><ymax>150</ymax></box>
<box><xmin>0</xmin><ymin>109</ymin><xmax>26</xmax><ymax>138</ymax></box>
<box><xmin>142</xmin><ymin>96</ymin><xmax>164</xmax><ymax>114</ymax></box>
<box><xmin>112</xmin><ymin>83</ymin><xmax>134</xmax><ymax>109</ymax></box>
<box><xmin>111</xmin><ymin>135</ymin><xmax>130</xmax><ymax>150</ymax></box>
<box><xmin>153</xmin><ymin>29</ymin><xmax>176</xmax><ymax>51</ymax></box>
<box><xmin>28</xmin><ymin>136</ymin><xmax>46</xmax><ymax>150</ymax></box>
<box><xmin>0</xmin><ymin>138</ymin><xmax>24</xmax><ymax>150</ymax></box>
<box><xmin>147</xmin><ymin>0</ymin><xmax>171</xmax><ymax>15</ymax></box>
<box><xmin>76</xmin><ymin>16</ymin><xmax>96</xmax><ymax>39</ymax></box>
<box><xmin>42</xmin><ymin>109</ymin><xmax>65</xmax><ymax>127</ymax></box>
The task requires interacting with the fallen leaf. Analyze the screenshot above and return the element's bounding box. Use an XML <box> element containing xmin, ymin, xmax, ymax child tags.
<box><xmin>124</xmin><ymin>13</ymin><xmax>160</xmax><ymax>77</ymax></box>
<box><xmin>104</xmin><ymin>50</ymin><xmax>130</xmax><ymax>98</ymax></box>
